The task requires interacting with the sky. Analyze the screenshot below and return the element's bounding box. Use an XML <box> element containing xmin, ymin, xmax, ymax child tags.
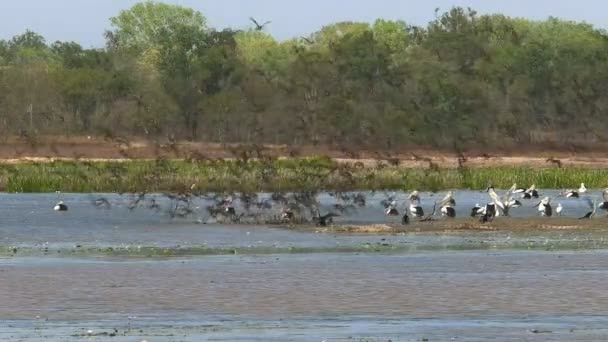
<box><xmin>0</xmin><ymin>0</ymin><xmax>606</xmax><ymax>47</ymax></box>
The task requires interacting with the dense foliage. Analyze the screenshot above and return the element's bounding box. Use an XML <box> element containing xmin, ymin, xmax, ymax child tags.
<box><xmin>1</xmin><ymin>3</ymin><xmax>607</xmax><ymax>150</ymax></box>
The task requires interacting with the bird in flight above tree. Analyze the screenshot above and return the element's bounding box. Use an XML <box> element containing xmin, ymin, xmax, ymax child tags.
<box><xmin>249</xmin><ymin>17</ymin><xmax>271</xmax><ymax>30</ymax></box>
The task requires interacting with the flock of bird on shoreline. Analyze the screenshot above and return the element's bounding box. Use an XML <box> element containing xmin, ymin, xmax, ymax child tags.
<box><xmin>382</xmin><ymin>183</ymin><xmax>608</xmax><ymax>224</ymax></box>
<box><xmin>49</xmin><ymin>182</ymin><xmax>608</xmax><ymax>226</ymax></box>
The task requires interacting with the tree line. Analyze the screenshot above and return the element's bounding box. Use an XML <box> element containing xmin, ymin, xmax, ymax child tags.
<box><xmin>1</xmin><ymin>2</ymin><xmax>608</xmax><ymax>151</ymax></box>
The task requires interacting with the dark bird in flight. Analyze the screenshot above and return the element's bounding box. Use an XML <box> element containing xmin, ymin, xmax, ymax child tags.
<box><xmin>250</xmin><ymin>17</ymin><xmax>271</xmax><ymax>31</ymax></box>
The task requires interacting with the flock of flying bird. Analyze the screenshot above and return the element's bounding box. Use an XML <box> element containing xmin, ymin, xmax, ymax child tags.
<box><xmin>50</xmin><ymin>182</ymin><xmax>608</xmax><ymax>226</ymax></box>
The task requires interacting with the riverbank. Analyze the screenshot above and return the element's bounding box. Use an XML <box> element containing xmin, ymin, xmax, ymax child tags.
<box><xmin>1</xmin><ymin>158</ymin><xmax>608</xmax><ymax>192</ymax></box>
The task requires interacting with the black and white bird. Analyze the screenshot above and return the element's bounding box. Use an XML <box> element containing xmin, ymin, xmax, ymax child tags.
<box><xmin>385</xmin><ymin>200</ymin><xmax>399</xmax><ymax>216</ymax></box>
<box><xmin>514</xmin><ymin>184</ymin><xmax>539</xmax><ymax>199</ymax></box>
<box><xmin>536</xmin><ymin>197</ymin><xmax>552</xmax><ymax>217</ymax></box>
<box><xmin>487</xmin><ymin>184</ymin><xmax>520</xmax><ymax>216</ymax></box>
<box><xmin>408</xmin><ymin>191</ymin><xmax>424</xmax><ymax>218</ymax></box>
<box><xmin>470</xmin><ymin>203</ymin><xmax>484</xmax><ymax>217</ymax></box>
<box><xmin>563</xmin><ymin>183</ymin><xmax>587</xmax><ymax>198</ymax></box>
<box><xmin>480</xmin><ymin>203</ymin><xmax>496</xmax><ymax>223</ymax></box>
<box><xmin>54</xmin><ymin>201</ymin><xmax>68</xmax><ymax>211</ymax></box>
<box><xmin>439</xmin><ymin>191</ymin><xmax>456</xmax><ymax>218</ymax></box>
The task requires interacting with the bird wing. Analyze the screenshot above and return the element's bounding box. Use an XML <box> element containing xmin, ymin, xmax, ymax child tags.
<box><xmin>489</xmin><ymin>189</ymin><xmax>505</xmax><ymax>210</ymax></box>
<box><xmin>528</xmin><ymin>184</ymin><xmax>536</xmax><ymax>192</ymax></box>
<box><xmin>249</xmin><ymin>17</ymin><xmax>260</xmax><ymax>26</ymax></box>
<box><xmin>439</xmin><ymin>191</ymin><xmax>454</xmax><ymax>207</ymax></box>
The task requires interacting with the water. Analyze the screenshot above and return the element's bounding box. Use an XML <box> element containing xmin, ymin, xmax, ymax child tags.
<box><xmin>3</xmin><ymin>252</ymin><xmax>608</xmax><ymax>340</ymax></box>
<box><xmin>1</xmin><ymin>191</ymin><xmax>608</xmax><ymax>341</ymax></box>
<box><xmin>0</xmin><ymin>190</ymin><xmax>600</xmax><ymax>248</ymax></box>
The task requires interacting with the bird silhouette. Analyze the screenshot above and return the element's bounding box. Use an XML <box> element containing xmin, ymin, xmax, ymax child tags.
<box><xmin>249</xmin><ymin>17</ymin><xmax>271</xmax><ymax>31</ymax></box>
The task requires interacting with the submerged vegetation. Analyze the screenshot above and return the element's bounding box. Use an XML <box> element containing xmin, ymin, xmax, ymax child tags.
<box><xmin>2</xmin><ymin>157</ymin><xmax>608</xmax><ymax>193</ymax></box>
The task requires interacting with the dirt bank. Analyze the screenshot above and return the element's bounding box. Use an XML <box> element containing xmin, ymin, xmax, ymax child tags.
<box><xmin>2</xmin><ymin>136</ymin><xmax>608</xmax><ymax>168</ymax></box>
<box><xmin>305</xmin><ymin>217</ymin><xmax>608</xmax><ymax>235</ymax></box>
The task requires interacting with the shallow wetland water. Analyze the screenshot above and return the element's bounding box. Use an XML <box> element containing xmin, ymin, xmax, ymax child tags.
<box><xmin>1</xmin><ymin>191</ymin><xmax>608</xmax><ymax>341</ymax></box>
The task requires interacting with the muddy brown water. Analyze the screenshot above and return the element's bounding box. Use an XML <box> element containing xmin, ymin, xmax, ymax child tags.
<box><xmin>1</xmin><ymin>192</ymin><xmax>608</xmax><ymax>341</ymax></box>
<box><xmin>2</xmin><ymin>252</ymin><xmax>608</xmax><ymax>341</ymax></box>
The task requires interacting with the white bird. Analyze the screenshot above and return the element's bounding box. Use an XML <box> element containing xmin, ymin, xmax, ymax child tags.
<box><xmin>470</xmin><ymin>203</ymin><xmax>484</xmax><ymax>217</ymax></box>
<box><xmin>579</xmin><ymin>183</ymin><xmax>587</xmax><ymax>194</ymax></box>
<box><xmin>486</xmin><ymin>186</ymin><xmax>505</xmax><ymax>212</ymax></box>
<box><xmin>385</xmin><ymin>200</ymin><xmax>399</xmax><ymax>216</ymax></box>
<box><xmin>408</xmin><ymin>190</ymin><xmax>421</xmax><ymax>202</ymax></box>
<box><xmin>486</xmin><ymin>184</ymin><xmax>519</xmax><ymax>216</ymax></box>
<box><xmin>564</xmin><ymin>183</ymin><xmax>587</xmax><ymax>198</ymax></box>
<box><xmin>520</xmin><ymin>184</ymin><xmax>539</xmax><ymax>199</ymax></box>
<box><xmin>54</xmin><ymin>201</ymin><xmax>68</xmax><ymax>211</ymax></box>
<box><xmin>536</xmin><ymin>197</ymin><xmax>552</xmax><ymax>217</ymax></box>
<box><xmin>439</xmin><ymin>191</ymin><xmax>456</xmax><ymax>218</ymax></box>
<box><xmin>556</xmin><ymin>203</ymin><xmax>563</xmax><ymax>216</ymax></box>
<box><xmin>408</xmin><ymin>191</ymin><xmax>424</xmax><ymax>218</ymax></box>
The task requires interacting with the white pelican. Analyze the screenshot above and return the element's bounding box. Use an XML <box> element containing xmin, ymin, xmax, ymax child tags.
<box><xmin>487</xmin><ymin>184</ymin><xmax>520</xmax><ymax>216</ymax></box>
<box><xmin>439</xmin><ymin>191</ymin><xmax>456</xmax><ymax>218</ymax></box>
<box><xmin>536</xmin><ymin>197</ymin><xmax>552</xmax><ymax>217</ymax></box>
<box><xmin>385</xmin><ymin>200</ymin><xmax>399</xmax><ymax>216</ymax></box>
<box><xmin>470</xmin><ymin>203</ymin><xmax>484</xmax><ymax>217</ymax></box>
<box><xmin>520</xmin><ymin>184</ymin><xmax>539</xmax><ymax>199</ymax></box>
<box><xmin>54</xmin><ymin>201</ymin><xmax>68</xmax><ymax>211</ymax></box>
<box><xmin>564</xmin><ymin>183</ymin><xmax>587</xmax><ymax>198</ymax></box>
<box><xmin>579</xmin><ymin>183</ymin><xmax>587</xmax><ymax>194</ymax></box>
<box><xmin>408</xmin><ymin>191</ymin><xmax>424</xmax><ymax>218</ymax></box>
<box><xmin>408</xmin><ymin>191</ymin><xmax>421</xmax><ymax>202</ymax></box>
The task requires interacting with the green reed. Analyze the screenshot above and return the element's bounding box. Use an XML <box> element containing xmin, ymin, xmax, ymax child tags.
<box><xmin>1</xmin><ymin>158</ymin><xmax>607</xmax><ymax>193</ymax></box>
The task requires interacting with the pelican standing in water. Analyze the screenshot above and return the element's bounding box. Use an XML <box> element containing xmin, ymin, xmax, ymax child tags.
<box><xmin>536</xmin><ymin>197</ymin><xmax>552</xmax><ymax>217</ymax></box>
<box><xmin>439</xmin><ymin>191</ymin><xmax>456</xmax><ymax>218</ymax></box>
<box><xmin>408</xmin><ymin>191</ymin><xmax>424</xmax><ymax>218</ymax></box>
